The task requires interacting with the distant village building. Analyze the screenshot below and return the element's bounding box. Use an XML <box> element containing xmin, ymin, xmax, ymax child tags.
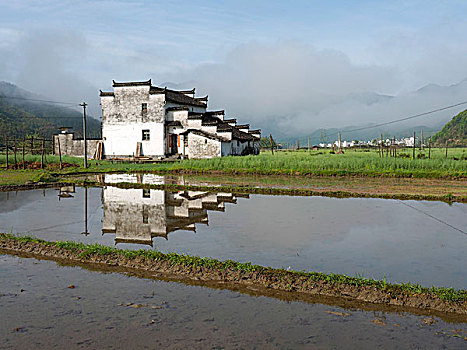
<box><xmin>99</xmin><ymin>79</ymin><xmax>260</xmax><ymax>159</ymax></box>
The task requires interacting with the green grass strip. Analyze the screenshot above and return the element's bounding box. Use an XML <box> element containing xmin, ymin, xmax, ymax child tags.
<box><xmin>73</xmin><ymin>180</ymin><xmax>467</xmax><ymax>203</ymax></box>
<box><xmin>1</xmin><ymin>232</ymin><xmax>466</xmax><ymax>303</ymax></box>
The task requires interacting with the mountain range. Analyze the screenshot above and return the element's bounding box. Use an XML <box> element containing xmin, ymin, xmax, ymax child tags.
<box><xmin>0</xmin><ymin>81</ymin><xmax>101</xmax><ymax>139</ymax></box>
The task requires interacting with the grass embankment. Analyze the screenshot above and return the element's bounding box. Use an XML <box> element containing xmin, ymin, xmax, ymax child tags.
<box><xmin>1</xmin><ymin>233</ymin><xmax>466</xmax><ymax>316</ymax></box>
<box><xmin>167</xmin><ymin>148</ymin><xmax>467</xmax><ymax>178</ymax></box>
<box><xmin>1</xmin><ymin>148</ymin><xmax>467</xmax><ymax>179</ymax></box>
<box><xmin>74</xmin><ymin>180</ymin><xmax>467</xmax><ymax>203</ymax></box>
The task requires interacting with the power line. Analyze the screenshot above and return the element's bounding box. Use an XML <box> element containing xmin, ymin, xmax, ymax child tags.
<box><xmin>398</xmin><ymin>200</ymin><xmax>466</xmax><ymax>236</ymax></box>
<box><xmin>2</xmin><ymin>115</ymin><xmax>84</xmax><ymax>119</ymax></box>
<box><xmin>328</xmin><ymin>100</ymin><xmax>467</xmax><ymax>138</ymax></box>
<box><xmin>0</xmin><ymin>94</ymin><xmax>100</xmax><ymax>119</ymax></box>
<box><xmin>0</xmin><ymin>95</ymin><xmax>79</xmax><ymax>106</ymax></box>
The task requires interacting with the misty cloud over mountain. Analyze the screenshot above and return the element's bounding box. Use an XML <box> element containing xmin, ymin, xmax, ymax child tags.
<box><xmin>168</xmin><ymin>42</ymin><xmax>467</xmax><ymax>137</ymax></box>
<box><xmin>1</xmin><ymin>33</ymin><xmax>467</xmax><ymax>138</ymax></box>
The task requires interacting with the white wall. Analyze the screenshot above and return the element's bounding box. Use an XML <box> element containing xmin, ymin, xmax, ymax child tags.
<box><xmin>187</xmin><ymin>133</ymin><xmax>221</xmax><ymax>159</ymax></box>
<box><xmin>103</xmin><ymin>122</ymin><xmax>164</xmax><ymax>157</ymax></box>
<box><xmin>104</xmin><ymin>186</ymin><xmax>165</xmax><ymax>206</ymax></box>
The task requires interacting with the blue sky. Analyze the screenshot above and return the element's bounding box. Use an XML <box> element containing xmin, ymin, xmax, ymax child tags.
<box><xmin>1</xmin><ymin>0</ymin><xmax>467</xmax><ymax>133</ymax></box>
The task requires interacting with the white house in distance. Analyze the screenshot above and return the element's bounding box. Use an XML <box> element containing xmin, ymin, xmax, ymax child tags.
<box><xmin>100</xmin><ymin>79</ymin><xmax>260</xmax><ymax>159</ymax></box>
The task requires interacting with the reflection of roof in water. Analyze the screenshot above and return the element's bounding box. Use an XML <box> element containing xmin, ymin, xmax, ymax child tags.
<box><xmin>102</xmin><ymin>188</ymin><xmax>248</xmax><ymax>246</ymax></box>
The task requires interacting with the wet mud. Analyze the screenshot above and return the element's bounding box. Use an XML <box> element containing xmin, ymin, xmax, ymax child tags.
<box><xmin>1</xmin><ymin>237</ymin><xmax>466</xmax><ymax>320</ymax></box>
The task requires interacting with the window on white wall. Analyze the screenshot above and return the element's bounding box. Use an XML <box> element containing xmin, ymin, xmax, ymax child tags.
<box><xmin>142</xmin><ymin>103</ymin><xmax>148</xmax><ymax>112</ymax></box>
<box><xmin>142</xmin><ymin>129</ymin><xmax>150</xmax><ymax>141</ymax></box>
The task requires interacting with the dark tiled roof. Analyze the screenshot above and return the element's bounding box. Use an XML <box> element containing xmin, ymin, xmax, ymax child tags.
<box><xmin>214</xmin><ymin>119</ymin><xmax>255</xmax><ymax>141</ymax></box>
<box><xmin>109</xmin><ymin>80</ymin><xmax>206</xmax><ymax>107</ymax></box>
<box><xmin>195</xmin><ymin>96</ymin><xmax>208</xmax><ymax>102</ymax></box>
<box><xmin>166</xmin><ymin>89</ymin><xmax>207</xmax><ymax>107</ymax></box>
<box><xmin>201</xmin><ymin>119</ymin><xmax>218</xmax><ymax>126</ymax></box>
<box><xmin>248</xmin><ymin>129</ymin><xmax>261</xmax><ymax>139</ymax></box>
<box><xmin>166</xmin><ymin>106</ymin><xmax>189</xmax><ymax>112</ymax></box>
<box><xmin>205</xmin><ymin>110</ymin><xmax>224</xmax><ymax>116</ymax></box>
<box><xmin>112</xmin><ymin>79</ymin><xmax>151</xmax><ymax>87</ymax></box>
<box><xmin>181</xmin><ymin>129</ymin><xmax>230</xmax><ymax>142</ymax></box>
<box><xmin>149</xmin><ymin>86</ymin><xmax>165</xmax><ymax>94</ymax></box>
<box><xmin>236</xmin><ymin>124</ymin><xmax>250</xmax><ymax>129</ymax></box>
<box><xmin>166</xmin><ymin>121</ymin><xmax>183</xmax><ymax>127</ymax></box>
<box><xmin>216</xmin><ymin>123</ymin><xmax>232</xmax><ymax>132</ymax></box>
<box><xmin>178</xmin><ymin>88</ymin><xmax>195</xmax><ymax>94</ymax></box>
<box><xmin>100</xmin><ymin>90</ymin><xmax>114</xmax><ymax>97</ymax></box>
<box><xmin>223</xmin><ymin>118</ymin><xmax>236</xmax><ymax>124</ymax></box>
<box><xmin>187</xmin><ymin>112</ymin><xmax>204</xmax><ymax>120</ymax></box>
<box><xmin>231</xmin><ymin>127</ymin><xmax>255</xmax><ymax>141</ymax></box>
<box><xmin>149</xmin><ymin>86</ymin><xmax>206</xmax><ymax>107</ymax></box>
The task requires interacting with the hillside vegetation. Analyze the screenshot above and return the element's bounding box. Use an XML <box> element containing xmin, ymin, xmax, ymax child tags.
<box><xmin>432</xmin><ymin>109</ymin><xmax>467</xmax><ymax>146</ymax></box>
<box><xmin>0</xmin><ymin>81</ymin><xmax>101</xmax><ymax>139</ymax></box>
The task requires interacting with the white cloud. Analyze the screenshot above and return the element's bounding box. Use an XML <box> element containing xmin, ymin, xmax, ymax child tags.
<box><xmin>165</xmin><ymin>41</ymin><xmax>467</xmax><ymax>136</ymax></box>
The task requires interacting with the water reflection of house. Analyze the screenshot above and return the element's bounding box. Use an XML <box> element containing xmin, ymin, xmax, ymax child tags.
<box><xmin>102</xmin><ymin>186</ymin><xmax>247</xmax><ymax>246</ymax></box>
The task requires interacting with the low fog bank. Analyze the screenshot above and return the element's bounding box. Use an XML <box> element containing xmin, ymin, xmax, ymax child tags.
<box><xmin>169</xmin><ymin>42</ymin><xmax>467</xmax><ymax>136</ymax></box>
<box><xmin>2</xmin><ymin>33</ymin><xmax>467</xmax><ymax>136</ymax></box>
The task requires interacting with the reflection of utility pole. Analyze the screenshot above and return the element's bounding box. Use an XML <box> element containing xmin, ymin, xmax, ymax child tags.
<box><xmin>80</xmin><ymin>102</ymin><xmax>88</xmax><ymax>168</ymax></box>
<box><xmin>82</xmin><ymin>187</ymin><xmax>89</xmax><ymax>236</ymax></box>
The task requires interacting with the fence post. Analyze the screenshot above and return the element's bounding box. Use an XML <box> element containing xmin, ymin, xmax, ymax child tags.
<box><xmin>5</xmin><ymin>136</ymin><xmax>8</xmax><ymax>169</ymax></box>
<box><xmin>269</xmin><ymin>134</ymin><xmax>274</xmax><ymax>155</ymax></box>
<box><xmin>445</xmin><ymin>141</ymin><xmax>448</xmax><ymax>159</ymax></box>
<box><xmin>41</xmin><ymin>139</ymin><xmax>44</xmax><ymax>169</ymax></box>
<box><xmin>428</xmin><ymin>136</ymin><xmax>431</xmax><ymax>159</ymax></box>
<box><xmin>57</xmin><ymin>136</ymin><xmax>63</xmax><ymax>170</ymax></box>
<box><xmin>13</xmin><ymin>138</ymin><xmax>17</xmax><ymax>168</ymax></box>
<box><xmin>44</xmin><ymin>139</ymin><xmax>47</xmax><ymax>163</ymax></box>
<box><xmin>22</xmin><ymin>137</ymin><xmax>25</xmax><ymax>169</ymax></box>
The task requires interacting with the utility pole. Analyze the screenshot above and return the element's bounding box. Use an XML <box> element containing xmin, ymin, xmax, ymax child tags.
<box><xmin>338</xmin><ymin>132</ymin><xmax>342</xmax><ymax>153</ymax></box>
<box><xmin>428</xmin><ymin>136</ymin><xmax>431</xmax><ymax>159</ymax></box>
<box><xmin>80</xmin><ymin>102</ymin><xmax>88</xmax><ymax>168</ymax></box>
<box><xmin>380</xmin><ymin>133</ymin><xmax>383</xmax><ymax>158</ymax></box>
<box><xmin>413</xmin><ymin>131</ymin><xmax>416</xmax><ymax>159</ymax></box>
<box><xmin>420</xmin><ymin>128</ymin><xmax>424</xmax><ymax>151</ymax></box>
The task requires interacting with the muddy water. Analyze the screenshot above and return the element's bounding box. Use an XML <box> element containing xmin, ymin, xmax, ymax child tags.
<box><xmin>1</xmin><ymin>255</ymin><xmax>466</xmax><ymax>349</ymax></box>
<box><xmin>0</xmin><ymin>181</ymin><xmax>466</xmax><ymax>289</ymax></box>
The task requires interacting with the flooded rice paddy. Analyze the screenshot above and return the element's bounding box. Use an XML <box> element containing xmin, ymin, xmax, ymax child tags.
<box><xmin>1</xmin><ymin>255</ymin><xmax>467</xmax><ymax>349</ymax></box>
<box><xmin>1</xmin><ymin>174</ymin><xmax>466</xmax><ymax>289</ymax></box>
<box><xmin>1</xmin><ymin>174</ymin><xmax>466</xmax><ymax>347</ymax></box>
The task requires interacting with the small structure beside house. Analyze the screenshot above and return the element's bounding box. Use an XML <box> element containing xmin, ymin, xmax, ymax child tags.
<box><xmin>99</xmin><ymin>79</ymin><xmax>261</xmax><ymax>159</ymax></box>
<box><xmin>53</xmin><ymin>127</ymin><xmax>102</xmax><ymax>159</ymax></box>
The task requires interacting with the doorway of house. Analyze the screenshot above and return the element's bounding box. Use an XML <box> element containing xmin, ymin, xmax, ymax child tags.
<box><xmin>169</xmin><ymin>134</ymin><xmax>178</xmax><ymax>155</ymax></box>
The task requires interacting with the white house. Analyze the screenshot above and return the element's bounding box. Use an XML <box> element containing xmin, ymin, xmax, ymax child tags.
<box><xmin>100</xmin><ymin>79</ymin><xmax>260</xmax><ymax>159</ymax></box>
